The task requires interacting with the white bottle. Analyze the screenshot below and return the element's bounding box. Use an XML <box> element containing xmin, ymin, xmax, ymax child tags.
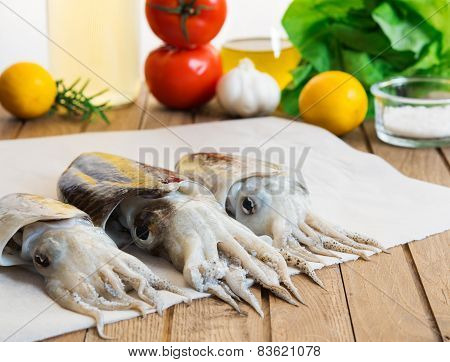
<box><xmin>47</xmin><ymin>0</ymin><xmax>141</xmax><ymax>107</ymax></box>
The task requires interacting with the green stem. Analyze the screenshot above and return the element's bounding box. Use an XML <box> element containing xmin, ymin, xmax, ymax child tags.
<box><xmin>149</xmin><ymin>0</ymin><xmax>213</xmax><ymax>42</ymax></box>
<box><xmin>151</xmin><ymin>4</ymin><xmax>182</xmax><ymax>14</ymax></box>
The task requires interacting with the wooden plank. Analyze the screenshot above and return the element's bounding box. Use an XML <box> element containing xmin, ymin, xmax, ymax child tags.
<box><xmin>83</xmin><ymin>85</ymin><xmax>147</xmax><ymax>132</ymax></box>
<box><xmin>170</xmin><ymin>287</ymin><xmax>268</xmax><ymax>341</ymax></box>
<box><xmin>17</xmin><ymin>114</ymin><xmax>84</xmax><ymax>139</ymax></box>
<box><xmin>270</xmin><ymin>267</ymin><xmax>355</xmax><ymax>341</ymax></box>
<box><xmin>341</xmin><ymin>247</ymin><xmax>440</xmax><ymax>341</ymax></box>
<box><xmin>85</xmin><ymin>312</ymin><xmax>168</xmax><ymax>342</ymax></box>
<box><xmin>338</xmin><ymin>123</ymin><xmax>441</xmax><ymax>341</ymax></box>
<box><xmin>404</xmin><ymin>233</ymin><xmax>450</xmax><ymax>342</ymax></box>
<box><xmin>363</xmin><ymin>122</ymin><xmax>449</xmax><ymax>341</ymax></box>
<box><xmin>0</xmin><ymin>106</ymin><xmax>23</xmax><ymax>140</ymax></box>
<box><xmin>440</xmin><ymin>148</ymin><xmax>450</xmax><ymax>169</ymax></box>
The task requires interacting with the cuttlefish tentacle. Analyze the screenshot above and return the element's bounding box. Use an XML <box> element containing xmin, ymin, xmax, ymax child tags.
<box><xmin>272</xmin><ymin>217</ymin><xmax>323</xmax><ymax>264</ymax></box>
<box><xmin>223</xmin><ymin>216</ymin><xmax>305</xmax><ymax>305</ymax></box>
<box><xmin>224</xmin><ymin>265</ymin><xmax>263</xmax><ymax>317</ymax></box>
<box><xmin>305</xmin><ymin>213</ymin><xmax>380</xmax><ymax>253</ymax></box>
<box><xmin>286</xmin><ymin>236</ymin><xmax>323</xmax><ymax>263</ymax></box>
<box><xmin>234</xmin><ymin>236</ymin><xmax>305</xmax><ymax>305</ymax></box>
<box><xmin>279</xmin><ymin>249</ymin><xmax>325</xmax><ymax>289</ymax></box>
<box><xmin>46</xmin><ymin>283</ymin><xmax>114</xmax><ymax>340</ymax></box>
<box><xmin>270</xmin><ymin>217</ymin><xmax>324</xmax><ymax>288</ymax></box>
<box><xmin>119</xmin><ymin>254</ymin><xmax>191</xmax><ymax>303</ymax></box>
<box><xmin>218</xmin><ymin>234</ymin><xmax>299</xmax><ymax>306</ymax></box>
<box><xmin>297</xmin><ymin>223</ymin><xmax>342</xmax><ymax>259</ymax></box>
<box><xmin>306</xmin><ymin>213</ymin><xmax>389</xmax><ymax>253</ymax></box>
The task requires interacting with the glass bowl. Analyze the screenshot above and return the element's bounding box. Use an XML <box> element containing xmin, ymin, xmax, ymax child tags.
<box><xmin>370</xmin><ymin>77</ymin><xmax>450</xmax><ymax>148</ymax></box>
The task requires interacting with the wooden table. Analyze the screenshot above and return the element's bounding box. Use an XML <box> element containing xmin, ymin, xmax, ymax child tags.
<box><xmin>1</xmin><ymin>88</ymin><xmax>449</xmax><ymax>342</ymax></box>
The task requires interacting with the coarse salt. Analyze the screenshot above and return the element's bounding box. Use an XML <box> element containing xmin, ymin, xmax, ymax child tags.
<box><xmin>383</xmin><ymin>105</ymin><xmax>450</xmax><ymax>139</ymax></box>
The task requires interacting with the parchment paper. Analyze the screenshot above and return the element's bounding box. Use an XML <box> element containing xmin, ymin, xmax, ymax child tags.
<box><xmin>1</xmin><ymin>117</ymin><xmax>449</xmax><ymax>341</ymax></box>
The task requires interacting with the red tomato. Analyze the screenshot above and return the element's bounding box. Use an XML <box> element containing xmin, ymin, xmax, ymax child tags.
<box><xmin>146</xmin><ymin>0</ymin><xmax>227</xmax><ymax>48</ymax></box>
<box><xmin>145</xmin><ymin>44</ymin><xmax>222</xmax><ymax>109</ymax></box>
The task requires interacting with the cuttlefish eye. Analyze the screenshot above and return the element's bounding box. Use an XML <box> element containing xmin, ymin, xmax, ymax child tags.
<box><xmin>241</xmin><ymin>197</ymin><xmax>256</xmax><ymax>215</ymax></box>
<box><xmin>34</xmin><ymin>253</ymin><xmax>50</xmax><ymax>268</ymax></box>
<box><xmin>135</xmin><ymin>225</ymin><xmax>150</xmax><ymax>241</ymax></box>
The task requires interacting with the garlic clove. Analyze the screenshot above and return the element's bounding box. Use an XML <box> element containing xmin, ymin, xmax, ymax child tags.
<box><xmin>216</xmin><ymin>58</ymin><xmax>281</xmax><ymax>118</ymax></box>
<box><xmin>217</xmin><ymin>71</ymin><xmax>242</xmax><ymax>113</ymax></box>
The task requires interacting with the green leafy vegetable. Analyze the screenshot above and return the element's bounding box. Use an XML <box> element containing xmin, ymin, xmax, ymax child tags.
<box><xmin>372</xmin><ymin>2</ymin><xmax>434</xmax><ymax>56</ymax></box>
<box><xmin>281</xmin><ymin>0</ymin><xmax>450</xmax><ymax>116</ymax></box>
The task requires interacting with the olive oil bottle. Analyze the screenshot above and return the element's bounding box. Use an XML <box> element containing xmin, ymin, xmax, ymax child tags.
<box><xmin>47</xmin><ymin>0</ymin><xmax>141</xmax><ymax>106</ymax></box>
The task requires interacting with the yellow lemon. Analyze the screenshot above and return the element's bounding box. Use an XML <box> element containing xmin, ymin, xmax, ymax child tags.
<box><xmin>299</xmin><ymin>71</ymin><xmax>368</xmax><ymax>136</ymax></box>
<box><xmin>0</xmin><ymin>62</ymin><xmax>57</xmax><ymax>119</ymax></box>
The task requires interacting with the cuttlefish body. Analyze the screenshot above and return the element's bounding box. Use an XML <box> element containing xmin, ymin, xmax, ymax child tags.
<box><xmin>58</xmin><ymin>152</ymin><xmax>308</xmax><ymax>318</ymax></box>
<box><xmin>176</xmin><ymin>153</ymin><xmax>386</xmax><ymax>274</ymax></box>
<box><xmin>0</xmin><ymin>193</ymin><xmax>187</xmax><ymax>338</ymax></box>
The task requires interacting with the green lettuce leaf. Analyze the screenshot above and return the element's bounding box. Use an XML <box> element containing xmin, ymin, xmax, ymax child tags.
<box><xmin>372</xmin><ymin>2</ymin><xmax>434</xmax><ymax>56</ymax></box>
<box><xmin>395</xmin><ymin>0</ymin><xmax>450</xmax><ymax>53</ymax></box>
<box><xmin>402</xmin><ymin>41</ymin><xmax>441</xmax><ymax>75</ymax></box>
<box><xmin>281</xmin><ymin>0</ymin><xmax>450</xmax><ymax>116</ymax></box>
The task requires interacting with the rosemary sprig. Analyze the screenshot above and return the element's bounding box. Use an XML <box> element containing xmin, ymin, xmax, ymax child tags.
<box><xmin>50</xmin><ymin>79</ymin><xmax>111</xmax><ymax>124</ymax></box>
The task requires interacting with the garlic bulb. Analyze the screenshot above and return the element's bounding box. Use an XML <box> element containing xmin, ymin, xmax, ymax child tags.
<box><xmin>217</xmin><ymin>58</ymin><xmax>280</xmax><ymax>117</ymax></box>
